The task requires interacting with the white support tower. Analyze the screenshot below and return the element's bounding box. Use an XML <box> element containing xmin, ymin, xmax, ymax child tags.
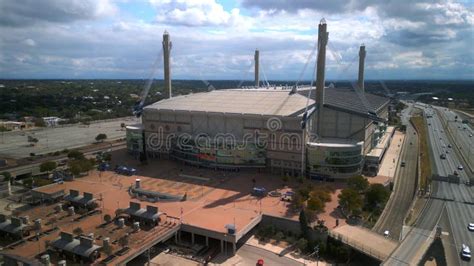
<box><xmin>315</xmin><ymin>19</ymin><xmax>329</xmax><ymax>137</ymax></box>
<box><xmin>163</xmin><ymin>30</ymin><xmax>172</xmax><ymax>98</ymax></box>
<box><xmin>254</xmin><ymin>49</ymin><xmax>260</xmax><ymax>87</ymax></box>
<box><xmin>358</xmin><ymin>45</ymin><xmax>366</xmax><ymax>93</ymax></box>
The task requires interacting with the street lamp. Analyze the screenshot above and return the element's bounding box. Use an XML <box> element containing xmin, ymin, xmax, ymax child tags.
<box><xmin>308</xmin><ymin>245</ymin><xmax>320</xmax><ymax>266</ymax></box>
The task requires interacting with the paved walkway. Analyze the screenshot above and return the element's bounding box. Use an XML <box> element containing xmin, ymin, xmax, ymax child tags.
<box><xmin>369</xmin><ymin>130</ymin><xmax>405</xmax><ymax>185</ymax></box>
<box><xmin>150</xmin><ymin>253</ymin><xmax>201</xmax><ymax>266</ymax></box>
<box><xmin>330</xmin><ymin>225</ymin><xmax>398</xmax><ymax>261</ymax></box>
<box><xmin>243</xmin><ymin>236</ymin><xmax>326</xmax><ymax>266</ymax></box>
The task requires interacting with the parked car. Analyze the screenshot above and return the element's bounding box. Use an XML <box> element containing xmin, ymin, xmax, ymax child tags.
<box><xmin>281</xmin><ymin>194</ymin><xmax>292</xmax><ymax>202</ymax></box>
<box><xmin>401</xmin><ymin>161</ymin><xmax>406</xmax><ymax>167</ymax></box>
<box><xmin>458</xmin><ymin>165</ymin><xmax>464</xmax><ymax>170</ymax></box>
<box><xmin>252</xmin><ymin>187</ymin><xmax>267</xmax><ymax>197</ymax></box>
<box><xmin>115</xmin><ymin>165</ymin><xmax>137</xmax><ymax>176</ymax></box>
<box><xmin>440</xmin><ymin>154</ymin><xmax>446</xmax><ymax>159</ymax></box>
<box><xmin>98</xmin><ymin>162</ymin><xmax>110</xmax><ymax>171</ymax></box>
<box><xmin>448</xmin><ymin>144</ymin><xmax>452</xmax><ymax>148</ymax></box>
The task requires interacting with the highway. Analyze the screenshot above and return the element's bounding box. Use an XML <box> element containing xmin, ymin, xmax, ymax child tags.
<box><xmin>437</xmin><ymin>107</ymin><xmax>474</xmax><ymax>172</ymax></box>
<box><xmin>373</xmin><ymin>104</ymin><xmax>418</xmax><ymax>241</ymax></box>
<box><xmin>383</xmin><ymin>103</ymin><xmax>445</xmax><ymax>265</ymax></box>
<box><xmin>3</xmin><ymin>142</ymin><xmax>126</xmax><ymax>177</ymax></box>
<box><xmin>421</xmin><ymin>104</ymin><xmax>473</xmax><ymax>266</ymax></box>
<box><xmin>384</xmin><ymin>102</ymin><xmax>474</xmax><ymax>265</ymax></box>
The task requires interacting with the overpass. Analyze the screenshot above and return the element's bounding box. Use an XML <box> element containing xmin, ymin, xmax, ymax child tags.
<box><xmin>329</xmin><ymin>225</ymin><xmax>398</xmax><ymax>261</ymax></box>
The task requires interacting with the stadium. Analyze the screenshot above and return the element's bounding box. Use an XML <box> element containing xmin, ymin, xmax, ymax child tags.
<box><xmin>127</xmin><ymin>21</ymin><xmax>392</xmax><ymax>179</ymax></box>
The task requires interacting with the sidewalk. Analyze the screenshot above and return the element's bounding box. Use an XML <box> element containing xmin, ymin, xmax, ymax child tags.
<box><xmin>244</xmin><ymin>236</ymin><xmax>327</xmax><ymax>266</ymax></box>
<box><xmin>369</xmin><ymin>130</ymin><xmax>405</xmax><ymax>185</ymax></box>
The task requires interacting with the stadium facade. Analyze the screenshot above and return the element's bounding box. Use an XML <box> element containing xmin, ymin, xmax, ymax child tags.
<box><xmin>127</xmin><ymin>21</ymin><xmax>391</xmax><ymax>179</ymax></box>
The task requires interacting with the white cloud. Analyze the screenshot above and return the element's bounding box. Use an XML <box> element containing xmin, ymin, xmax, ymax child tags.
<box><xmin>0</xmin><ymin>0</ymin><xmax>472</xmax><ymax>80</ymax></box>
<box><xmin>149</xmin><ymin>0</ymin><xmax>245</xmax><ymax>27</ymax></box>
<box><xmin>22</xmin><ymin>38</ymin><xmax>36</xmax><ymax>46</ymax></box>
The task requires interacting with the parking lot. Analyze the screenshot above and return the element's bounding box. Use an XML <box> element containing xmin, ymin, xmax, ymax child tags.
<box><xmin>0</xmin><ymin>117</ymin><xmax>137</xmax><ymax>159</ymax></box>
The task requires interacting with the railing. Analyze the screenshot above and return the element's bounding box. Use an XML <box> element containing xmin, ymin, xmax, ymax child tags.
<box><xmin>328</xmin><ymin>230</ymin><xmax>387</xmax><ymax>261</ymax></box>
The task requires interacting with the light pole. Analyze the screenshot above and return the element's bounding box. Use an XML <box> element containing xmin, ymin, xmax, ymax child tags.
<box><xmin>308</xmin><ymin>245</ymin><xmax>320</xmax><ymax>266</ymax></box>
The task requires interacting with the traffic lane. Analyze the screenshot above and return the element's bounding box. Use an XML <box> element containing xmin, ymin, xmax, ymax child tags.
<box><xmin>385</xmin><ymin>228</ymin><xmax>433</xmax><ymax>265</ymax></box>
<box><xmin>435</xmin><ymin>115</ymin><xmax>471</xmax><ymax>182</ymax></box>
<box><xmin>427</xmin><ymin>107</ymin><xmax>474</xmax><ymax>263</ymax></box>
<box><xmin>437</xmin><ymin>107</ymin><xmax>473</xmax><ymax>173</ymax></box>
<box><xmin>417</xmin><ymin>197</ymin><xmax>444</xmax><ymax>231</ymax></box>
<box><xmin>446</xmin><ymin>202</ymin><xmax>474</xmax><ymax>266</ymax></box>
<box><xmin>430</xmin><ymin>112</ymin><xmax>469</xmax><ymax>181</ymax></box>
<box><xmin>386</xmin><ymin>199</ymin><xmax>445</xmax><ymax>265</ymax></box>
<box><xmin>373</xmin><ymin>125</ymin><xmax>417</xmax><ymax>240</ymax></box>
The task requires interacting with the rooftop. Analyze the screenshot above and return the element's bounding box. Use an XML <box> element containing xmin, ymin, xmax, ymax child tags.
<box><xmin>145</xmin><ymin>89</ymin><xmax>311</xmax><ymax>117</ymax></box>
<box><xmin>145</xmin><ymin>87</ymin><xmax>389</xmax><ymax>118</ymax></box>
<box><xmin>299</xmin><ymin>87</ymin><xmax>390</xmax><ymax>116</ymax></box>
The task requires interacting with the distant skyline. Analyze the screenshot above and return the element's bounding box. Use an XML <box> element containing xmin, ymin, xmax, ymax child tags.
<box><xmin>1</xmin><ymin>0</ymin><xmax>473</xmax><ymax>80</ymax></box>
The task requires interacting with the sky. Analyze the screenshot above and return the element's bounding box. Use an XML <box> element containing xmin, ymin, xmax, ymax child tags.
<box><xmin>0</xmin><ymin>0</ymin><xmax>473</xmax><ymax>80</ymax></box>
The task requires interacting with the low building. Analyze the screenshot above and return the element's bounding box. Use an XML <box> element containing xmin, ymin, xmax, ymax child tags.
<box><xmin>42</xmin><ymin>117</ymin><xmax>65</xmax><ymax>127</ymax></box>
<box><xmin>64</xmin><ymin>190</ymin><xmax>97</xmax><ymax>210</ymax></box>
<box><xmin>49</xmin><ymin>232</ymin><xmax>102</xmax><ymax>263</ymax></box>
<box><xmin>0</xmin><ymin>121</ymin><xmax>25</xmax><ymax>131</ymax></box>
<box><xmin>364</xmin><ymin>126</ymin><xmax>395</xmax><ymax>175</ymax></box>
<box><xmin>0</xmin><ymin>215</ymin><xmax>28</xmax><ymax>239</ymax></box>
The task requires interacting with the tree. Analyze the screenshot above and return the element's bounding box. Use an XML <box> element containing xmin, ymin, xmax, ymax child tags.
<box><xmin>347</xmin><ymin>175</ymin><xmax>369</xmax><ymax>193</ymax></box>
<box><xmin>304</xmin><ymin>208</ymin><xmax>318</xmax><ymax>223</ymax></box>
<box><xmin>95</xmin><ymin>133</ymin><xmax>107</xmax><ymax>142</ymax></box>
<box><xmin>338</xmin><ymin>188</ymin><xmax>363</xmax><ymax>215</ymax></box>
<box><xmin>40</xmin><ymin>161</ymin><xmax>57</xmax><ymax>174</ymax></box>
<box><xmin>1</xmin><ymin>171</ymin><xmax>12</xmax><ymax>182</ymax></box>
<box><xmin>307</xmin><ymin>197</ymin><xmax>325</xmax><ymax>213</ymax></box>
<box><xmin>366</xmin><ymin>184</ymin><xmax>390</xmax><ymax>208</ymax></box>
<box><xmin>290</xmin><ymin>193</ymin><xmax>304</xmax><ymax>210</ymax></box>
<box><xmin>73</xmin><ymin>227</ymin><xmax>83</xmax><ymax>236</ymax></box>
<box><xmin>103</xmin><ymin>153</ymin><xmax>112</xmax><ymax>162</ymax></box>
<box><xmin>68</xmin><ymin>150</ymin><xmax>84</xmax><ymax>160</ymax></box>
<box><xmin>310</xmin><ymin>188</ymin><xmax>331</xmax><ymax>203</ymax></box>
<box><xmin>274</xmin><ymin>231</ymin><xmax>285</xmax><ymax>241</ymax></box>
<box><xmin>34</xmin><ymin>118</ymin><xmax>45</xmax><ymax>127</ymax></box>
<box><xmin>68</xmin><ymin>159</ymin><xmax>93</xmax><ymax>176</ymax></box>
<box><xmin>297</xmin><ymin>238</ymin><xmax>308</xmax><ymax>252</ymax></box>
<box><xmin>299</xmin><ymin>210</ymin><xmax>309</xmax><ymax>239</ymax></box>
<box><xmin>104</xmin><ymin>214</ymin><xmax>112</xmax><ymax>223</ymax></box>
